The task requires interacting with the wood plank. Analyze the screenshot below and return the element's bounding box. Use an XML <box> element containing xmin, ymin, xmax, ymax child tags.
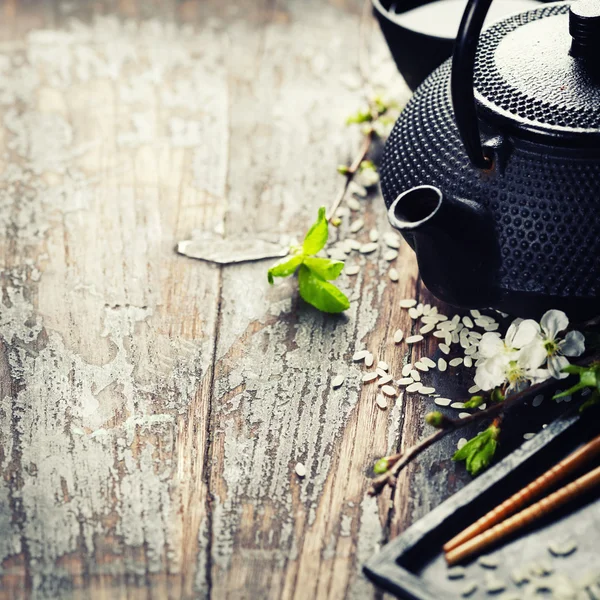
<box><xmin>205</xmin><ymin>1</ymin><xmax>432</xmax><ymax>598</ymax></box>
<box><xmin>0</xmin><ymin>3</ymin><xmax>227</xmax><ymax>597</ymax></box>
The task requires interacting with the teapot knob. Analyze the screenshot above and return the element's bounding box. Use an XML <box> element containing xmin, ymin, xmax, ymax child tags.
<box><xmin>570</xmin><ymin>0</ymin><xmax>600</xmax><ymax>58</ymax></box>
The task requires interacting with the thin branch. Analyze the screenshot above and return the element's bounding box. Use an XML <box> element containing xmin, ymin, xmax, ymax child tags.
<box><xmin>368</xmin><ymin>354</ymin><xmax>600</xmax><ymax>496</ymax></box>
<box><xmin>327</xmin><ymin>131</ymin><xmax>373</xmax><ymax>222</ymax></box>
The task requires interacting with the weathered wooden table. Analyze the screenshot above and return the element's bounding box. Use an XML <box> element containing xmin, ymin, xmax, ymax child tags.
<box><xmin>0</xmin><ymin>1</ymin><xmax>473</xmax><ymax>598</ymax></box>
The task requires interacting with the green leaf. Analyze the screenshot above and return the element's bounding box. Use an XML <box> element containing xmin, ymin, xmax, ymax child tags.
<box><xmin>346</xmin><ymin>109</ymin><xmax>372</xmax><ymax>125</ymax></box>
<box><xmin>453</xmin><ymin>425</ymin><xmax>500</xmax><ymax>476</ymax></box>
<box><xmin>553</xmin><ymin>365</ymin><xmax>599</xmax><ymax>400</ymax></box>
<box><xmin>303</xmin><ymin>257</ymin><xmax>344</xmax><ymax>280</ymax></box>
<box><xmin>302</xmin><ymin>206</ymin><xmax>329</xmax><ymax>255</ymax></box>
<box><xmin>267</xmin><ymin>254</ymin><xmax>304</xmax><ymax>284</ymax></box>
<box><xmin>297</xmin><ymin>265</ymin><xmax>350</xmax><ymax>313</ymax></box>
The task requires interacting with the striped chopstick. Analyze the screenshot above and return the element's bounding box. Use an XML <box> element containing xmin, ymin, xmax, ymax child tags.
<box><xmin>445</xmin><ymin>463</ymin><xmax>600</xmax><ymax>565</ymax></box>
<box><xmin>444</xmin><ymin>434</ymin><xmax>600</xmax><ymax>553</ymax></box>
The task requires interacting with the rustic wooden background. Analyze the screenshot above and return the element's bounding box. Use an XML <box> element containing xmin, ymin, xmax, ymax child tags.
<box><xmin>0</xmin><ymin>1</ymin><xmax>475</xmax><ymax>598</ymax></box>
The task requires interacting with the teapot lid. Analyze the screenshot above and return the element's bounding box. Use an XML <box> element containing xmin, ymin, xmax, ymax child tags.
<box><xmin>473</xmin><ymin>1</ymin><xmax>600</xmax><ymax>146</ymax></box>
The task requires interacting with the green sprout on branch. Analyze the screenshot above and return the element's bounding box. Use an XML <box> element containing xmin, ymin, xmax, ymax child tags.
<box><xmin>267</xmin><ymin>207</ymin><xmax>350</xmax><ymax>314</ymax></box>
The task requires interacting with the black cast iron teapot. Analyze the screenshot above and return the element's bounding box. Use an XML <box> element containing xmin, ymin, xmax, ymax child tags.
<box><xmin>381</xmin><ymin>0</ymin><xmax>600</xmax><ymax>320</ymax></box>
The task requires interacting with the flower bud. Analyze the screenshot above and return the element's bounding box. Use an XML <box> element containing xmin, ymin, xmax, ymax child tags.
<box><xmin>373</xmin><ymin>457</ymin><xmax>389</xmax><ymax>474</ymax></box>
<box><xmin>425</xmin><ymin>411</ymin><xmax>445</xmax><ymax>428</ymax></box>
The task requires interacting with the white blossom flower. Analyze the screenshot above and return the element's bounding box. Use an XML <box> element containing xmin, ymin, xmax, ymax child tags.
<box><xmin>474</xmin><ymin>351</ymin><xmax>549</xmax><ymax>393</ymax></box>
<box><xmin>532</xmin><ymin>309</ymin><xmax>585</xmax><ymax>379</ymax></box>
<box><xmin>474</xmin><ymin>318</ymin><xmax>547</xmax><ymax>392</ymax></box>
<box><xmin>478</xmin><ymin>318</ymin><xmax>540</xmax><ymax>360</ymax></box>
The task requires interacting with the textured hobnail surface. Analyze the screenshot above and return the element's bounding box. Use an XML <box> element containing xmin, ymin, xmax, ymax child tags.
<box><xmin>474</xmin><ymin>4</ymin><xmax>600</xmax><ymax>133</ymax></box>
<box><xmin>381</xmin><ymin>60</ymin><xmax>600</xmax><ymax>300</ymax></box>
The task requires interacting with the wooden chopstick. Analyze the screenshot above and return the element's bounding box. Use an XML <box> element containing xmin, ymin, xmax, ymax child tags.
<box><xmin>444</xmin><ymin>433</ymin><xmax>600</xmax><ymax>553</ymax></box>
<box><xmin>445</xmin><ymin>463</ymin><xmax>600</xmax><ymax>565</ymax></box>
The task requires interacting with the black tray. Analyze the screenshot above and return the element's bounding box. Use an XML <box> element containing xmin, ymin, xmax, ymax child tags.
<box><xmin>364</xmin><ymin>409</ymin><xmax>600</xmax><ymax>599</ymax></box>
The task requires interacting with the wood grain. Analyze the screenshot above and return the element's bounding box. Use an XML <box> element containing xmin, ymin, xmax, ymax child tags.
<box><xmin>0</xmin><ymin>1</ymin><xmax>475</xmax><ymax>598</ymax></box>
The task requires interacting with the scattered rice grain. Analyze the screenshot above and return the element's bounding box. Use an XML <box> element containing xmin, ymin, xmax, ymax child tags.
<box><xmin>468</xmin><ymin>384</ymin><xmax>481</xmax><ymax>394</ymax></box>
<box><xmin>378</xmin><ymin>374</ymin><xmax>393</xmax><ymax>386</ymax></box>
<box><xmin>470</xmin><ymin>309</ymin><xmax>481</xmax><ymax>318</ymax></box>
<box><xmin>484</xmin><ymin>575</ymin><xmax>505</xmax><ymax>594</ymax></box>
<box><xmin>460</xmin><ymin>582</ymin><xmax>478</xmax><ymax>597</ymax></box>
<box><xmin>388</xmin><ymin>268</ymin><xmax>399</xmax><ymax>282</ymax></box>
<box><xmin>295</xmin><ymin>462</ymin><xmax>306</xmax><ymax>477</ymax></box>
<box><xmin>457</xmin><ymin>437</ymin><xmax>468</xmax><ymax>450</ymax></box>
<box><xmin>397</xmin><ymin>377</ymin><xmax>414</xmax><ymax>385</ymax></box>
<box><xmin>349</xmin><ymin>181</ymin><xmax>367</xmax><ymax>197</ymax></box>
<box><xmin>420</xmin><ymin>386</ymin><xmax>436</xmax><ymax>395</ymax></box>
<box><xmin>362</xmin><ymin>372</ymin><xmax>378</xmax><ymax>383</ymax></box>
<box><xmin>462</xmin><ymin>316</ymin><xmax>474</xmax><ymax>328</ymax></box>
<box><xmin>352</xmin><ymin>350</ymin><xmax>368</xmax><ymax>361</ymax></box>
<box><xmin>401</xmin><ymin>364</ymin><xmax>413</xmax><ymax>376</ymax></box>
<box><xmin>394</xmin><ymin>329</ymin><xmax>404</xmax><ymax>344</ymax></box>
<box><xmin>376</xmin><ymin>395</ymin><xmax>388</xmax><ymax>409</ymax></box>
<box><xmin>459</xmin><ymin>412</ymin><xmax>470</xmax><ymax>419</ymax></box>
<box><xmin>449</xmin><ymin>357</ymin><xmax>463</xmax><ymax>367</ymax></box>
<box><xmin>345</xmin><ymin>265</ymin><xmax>360</xmax><ymax>275</ymax></box>
<box><xmin>406</xmin><ymin>382</ymin><xmax>422</xmax><ymax>393</ymax></box>
<box><xmin>438</xmin><ymin>358</ymin><xmax>448</xmax><ymax>372</ymax></box>
<box><xmin>399</xmin><ymin>298</ymin><xmax>417</xmax><ymax>308</ymax></box>
<box><xmin>548</xmin><ymin>540</ymin><xmax>577</xmax><ymax>557</ymax></box>
<box><xmin>347</xmin><ymin>197</ymin><xmax>361</xmax><ymax>211</ymax></box>
<box><xmin>408</xmin><ymin>307</ymin><xmax>420</xmax><ymax>319</ymax></box>
<box><xmin>463</xmin><ymin>356</ymin><xmax>473</xmax><ymax>368</ymax></box>
<box><xmin>410</xmin><ymin>370</ymin><xmax>421</xmax><ymax>381</ymax></box>
<box><xmin>383</xmin><ymin>232</ymin><xmax>401</xmax><ymax>249</ymax></box>
<box><xmin>384</xmin><ymin>249</ymin><xmax>398</xmax><ymax>261</ymax></box>
<box><xmin>415</xmin><ymin>361</ymin><xmax>429</xmax><ymax>372</ymax></box>
<box><xmin>439</xmin><ymin>343</ymin><xmax>450</xmax><ymax>354</ymax></box>
<box><xmin>406</xmin><ymin>335</ymin><xmax>424</xmax><ymax>344</ymax></box>
<box><xmin>369</xmin><ymin>228</ymin><xmax>379</xmax><ymax>242</ymax></box>
<box><xmin>523</xmin><ymin>432</ymin><xmax>536</xmax><ymax>440</ymax></box>
<box><xmin>381</xmin><ymin>385</ymin><xmax>397</xmax><ymax>397</ymax></box>
<box><xmin>360</xmin><ymin>242</ymin><xmax>378</xmax><ymax>254</ymax></box>
<box><xmin>350</xmin><ymin>218</ymin><xmax>364</xmax><ymax>233</ymax></box>
<box><xmin>435</xmin><ymin>397</ymin><xmax>451</xmax><ymax>407</ymax></box>
<box><xmin>421</xmin><ymin>357</ymin><xmax>436</xmax><ymax>368</ymax></box>
<box><xmin>332</xmin><ymin>375</ymin><xmax>345</xmax><ymax>389</ymax></box>
<box><xmin>451</xmin><ymin>402</ymin><xmax>465</xmax><ymax>409</ymax></box>
<box><xmin>420</xmin><ymin>323</ymin><xmax>435</xmax><ymax>334</ymax></box>
<box><xmin>448</xmin><ymin>566</ymin><xmax>466</xmax><ymax>580</ymax></box>
<box><xmin>479</xmin><ymin>555</ymin><xmax>499</xmax><ymax>569</ymax></box>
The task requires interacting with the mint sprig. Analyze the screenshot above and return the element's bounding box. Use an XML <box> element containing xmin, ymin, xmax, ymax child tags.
<box><xmin>453</xmin><ymin>424</ymin><xmax>500</xmax><ymax>476</ymax></box>
<box><xmin>267</xmin><ymin>207</ymin><xmax>350</xmax><ymax>313</ymax></box>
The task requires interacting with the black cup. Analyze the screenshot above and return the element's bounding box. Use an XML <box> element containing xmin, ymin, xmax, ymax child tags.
<box><xmin>373</xmin><ymin>0</ymin><xmax>546</xmax><ymax>91</ymax></box>
<box><xmin>372</xmin><ymin>0</ymin><xmax>455</xmax><ymax>91</ymax></box>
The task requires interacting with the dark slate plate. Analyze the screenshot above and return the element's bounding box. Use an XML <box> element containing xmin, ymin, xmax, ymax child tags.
<box><xmin>364</xmin><ymin>408</ymin><xmax>600</xmax><ymax>599</ymax></box>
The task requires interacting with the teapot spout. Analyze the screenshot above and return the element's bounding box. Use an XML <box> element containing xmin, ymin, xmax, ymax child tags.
<box><xmin>388</xmin><ymin>186</ymin><xmax>500</xmax><ymax>308</ymax></box>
